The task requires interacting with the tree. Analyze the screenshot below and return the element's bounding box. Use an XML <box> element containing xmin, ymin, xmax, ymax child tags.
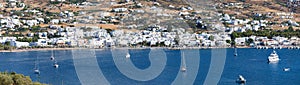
<box><xmin>12</xmin><ymin>74</ymin><xmax>32</xmax><ymax>85</ymax></box>
<box><xmin>244</xmin><ymin>30</ymin><xmax>253</xmax><ymax>37</ymax></box>
<box><xmin>0</xmin><ymin>74</ymin><xmax>14</xmax><ymax>85</ymax></box>
<box><xmin>287</xmin><ymin>26</ymin><xmax>294</xmax><ymax>32</ymax></box>
<box><xmin>247</xmin><ymin>38</ymin><xmax>254</xmax><ymax>44</ymax></box>
<box><xmin>209</xmin><ymin>35</ymin><xmax>214</xmax><ymax>41</ymax></box>
<box><xmin>226</xmin><ymin>40</ymin><xmax>231</xmax><ymax>44</ymax></box>
<box><xmin>231</xmin><ymin>32</ymin><xmax>240</xmax><ymax>40</ymax></box>
<box><xmin>0</xmin><ymin>72</ymin><xmax>46</xmax><ymax>85</ymax></box>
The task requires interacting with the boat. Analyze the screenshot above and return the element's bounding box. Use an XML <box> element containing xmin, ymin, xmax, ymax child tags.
<box><xmin>268</xmin><ymin>50</ymin><xmax>280</xmax><ymax>62</ymax></box>
<box><xmin>181</xmin><ymin>52</ymin><xmax>187</xmax><ymax>72</ymax></box>
<box><xmin>53</xmin><ymin>63</ymin><xmax>59</xmax><ymax>68</ymax></box>
<box><xmin>53</xmin><ymin>61</ymin><xmax>59</xmax><ymax>68</ymax></box>
<box><xmin>283</xmin><ymin>68</ymin><xmax>290</xmax><ymax>72</ymax></box>
<box><xmin>265</xmin><ymin>46</ymin><xmax>268</xmax><ymax>49</ymax></box>
<box><xmin>278</xmin><ymin>46</ymin><xmax>282</xmax><ymax>49</ymax></box>
<box><xmin>234</xmin><ymin>47</ymin><xmax>238</xmax><ymax>56</ymax></box>
<box><xmin>50</xmin><ymin>56</ymin><xmax>54</xmax><ymax>60</ymax></box>
<box><xmin>50</xmin><ymin>49</ymin><xmax>55</xmax><ymax>60</ymax></box>
<box><xmin>34</xmin><ymin>69</ymin><xmax>40</xmax><ymax>74</ymax></box>
<box><xmin>272</xmin><ymin>46</ymin><xmax>276</xmax><ymax>49</ymax></box>
<box><xmin>125</xmin><ymin>52</ymin><xmax>130</xmax><ymax>59</ymax></box>
<box><xmin>34</xmin><ymin>56</ymin><xmax>40</xmax><ymax>74</ymax></box>
<box><xmin>236</xmin><ymin>75</ymin><xmax>246</xmax><ymax>84</ymax></box>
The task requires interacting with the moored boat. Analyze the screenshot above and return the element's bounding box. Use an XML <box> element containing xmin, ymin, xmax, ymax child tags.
<box><xmin>236</xmin><ymin>75</ymin><xmax>246</xmax><ymax>84</ymax></box>
<box><xmin>268</xmin><ymin>50</ymin><xmax>280</xmax><ymax>62</ymax></box>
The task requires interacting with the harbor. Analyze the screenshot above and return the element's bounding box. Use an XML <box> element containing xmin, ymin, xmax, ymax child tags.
<box><xmin>0</xmin><ymin>48</ymin><xmax>299</xmax><ymax>85</ymax></box>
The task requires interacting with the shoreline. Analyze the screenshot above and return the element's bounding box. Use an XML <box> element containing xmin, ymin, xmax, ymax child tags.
<box><xmin>0</xmin><ymin>48</ymin><xmax>84</xmax><ymax>52</ymax></box>
<box><xmin>0</xmin><ymin>46</ymin><xmax>253</xmax><ymax>53</ymax></box>
<box><xmin>1</xmin><ymin>45</ymin><xmax>298</xmax><ymax>53</ymax></box>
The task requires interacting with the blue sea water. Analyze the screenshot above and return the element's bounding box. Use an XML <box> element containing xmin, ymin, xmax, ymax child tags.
<box><xmin>0</xmin><ymin>48</ymin><xmax>300</xmax><ymax>85</ymax></box>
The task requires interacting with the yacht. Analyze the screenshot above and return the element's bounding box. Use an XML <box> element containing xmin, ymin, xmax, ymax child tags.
<box><xmin>268</xmin><ymin>50</ymin><xmax>280</xmax><ymax>62</ymax></box>
<box><xmin>125</xmin><ymin>53</ymin><xmax>130</xmax><ymax>59</ymax></box>
<box><xmin>236</xmin><ymin>75</ymin><xmax>246</xmax><ymax>84</ymax></box>
<box><xmin>181</xmin><ymin>52</ymin><xmax>187</xmax><ymax>72</ymax></box>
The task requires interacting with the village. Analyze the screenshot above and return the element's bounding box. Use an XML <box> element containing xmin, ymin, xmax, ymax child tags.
<box><xmin>0</xmin><ymin>0</ymin><xmax>300</xmax><ymax>51</ymax></box>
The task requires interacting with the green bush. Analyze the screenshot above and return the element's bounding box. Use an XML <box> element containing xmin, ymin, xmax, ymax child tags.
<box><xmin>0</xmin><ymin>72</ymin><xmax>46</xmax><ymax>85</ymax></box>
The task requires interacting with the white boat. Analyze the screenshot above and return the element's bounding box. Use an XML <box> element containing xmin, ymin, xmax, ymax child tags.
<box><xmin>234</xmin><ymin>48</ymin><xmax>238</xmax><ymax>56</ymax></box>
<box><xmin>181</xmin><ymin>52</ymin><xmax>187</xmax><ymax>72</ymax></box>
<box><xmin>50</xmin><ymin>56</ymin><xmax>55</xmax><ymax>60</ymax></box>
<box><xmin>125</xmin><ymin>53</ymin><xmax>130</xmax><ymax>59</ymax></box>
<box><xmin>268</xmin><ymin>50</ymin><xmax>280</xmax><ymax>62</ymax></box>
<box><xmin>34</xmin><ymin>56</ymin><xmax>40</xmax><ymax>74</ymax></box>
<box><xmin>53</xmin><ymin>62</ymin><xmax>59</xmax><ymax>68</ymax></box>
<box><xmin>236</xmin><ymin>75</ymin><xmax>246</xmax><ymax>83</ymax></box>
<box><xmin>34</xmin><ymin>69</ymin><xmax>40</xmax><ymax>74</ymax></box>
<box><xmin>272</xmin><ymin>46</ymin><xmax>276</xmax><ymax>49</ymax></box>
<box><xmin>50</xmin><ymin>49</ymin><xmax>55</xmax><ymax>60</ymax></box>
<box><xmin>283</xmin><ymin>68</ymin><xmax>290</xmax><ymax>72</ymax></box>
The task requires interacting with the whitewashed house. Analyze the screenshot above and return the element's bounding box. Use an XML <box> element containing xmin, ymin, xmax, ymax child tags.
<box><xmin>235</xmin><ymin>37</ymin><xmax>246</xmax><ymax>45</ymax></box>
<box><xmin>37</xmin><ymin>39</ymin><xmax>48</xmax><ymax>46</ymax></box>
<box><xmin>10</xmin><ymin>41</ymin><xmax>30</xmax><ymax>48</ymax></box>
<box><xmin>51</xmin><ymin>19</ymin><xmax>60</xmax><ymax>24</ymax></box>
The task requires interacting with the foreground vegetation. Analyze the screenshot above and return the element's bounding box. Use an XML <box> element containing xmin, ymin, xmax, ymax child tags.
<box><xmin>0</xmin><ymin>72</ymin><xmax>46</xmax><ymax>85</ymax></box>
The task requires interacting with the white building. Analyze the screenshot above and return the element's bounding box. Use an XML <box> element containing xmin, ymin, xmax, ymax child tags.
<box><xmin>10</xmin><ymin>41</ymin><xmax>30</xmax><ymax>48</ymax></box>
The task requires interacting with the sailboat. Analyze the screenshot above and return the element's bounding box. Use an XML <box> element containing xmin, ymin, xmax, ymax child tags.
<box><xmin>181</xmin><ymin>52</ymin><xmax>187</xmax><ymax>72</ymax></box>
<box><xmin>234</xmin><ymin>47</ymin><xmax>238</xmax><ymax>56</ymax></box>
<box><xmin>53</xmin><ymin>61</ymin><xmax>59</xmax><ymax>68</ymax></box>
<box><xmin>125</xmin><ymin>52</ymin><xmax>130</xmax><ymax>59</ymax></box>
<box><xmin>34</xmin><ymin>56</ymin><xmax>40</xmax><ymax>74</ymax></box>
<box><xmin>50</xmin><ymin>48</ymin><xmax>55</xmax><ymax>60</ymax></box>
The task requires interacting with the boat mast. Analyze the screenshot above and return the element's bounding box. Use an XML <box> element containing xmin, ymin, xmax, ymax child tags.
<box><xmin>181</xmin><ymin>52</ymin><xmax>186</xmax><ymax>69</ymax></box>
<box><xmin>35</xmin><ymin>56</ymin><xmax>39</xmax><ymax>70</ymax></box>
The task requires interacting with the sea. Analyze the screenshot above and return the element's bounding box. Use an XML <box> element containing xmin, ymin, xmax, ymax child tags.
<box><xmin>0</xmin><ymin>48</ymin><xmax>299</xmax><ymax>85</ymax></box>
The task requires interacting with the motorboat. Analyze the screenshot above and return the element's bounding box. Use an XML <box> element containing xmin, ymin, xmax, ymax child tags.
<box><xmin>268</xmin><ymin>50</ymin><xmax>280</xmax><ymax>62</ymax></box>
